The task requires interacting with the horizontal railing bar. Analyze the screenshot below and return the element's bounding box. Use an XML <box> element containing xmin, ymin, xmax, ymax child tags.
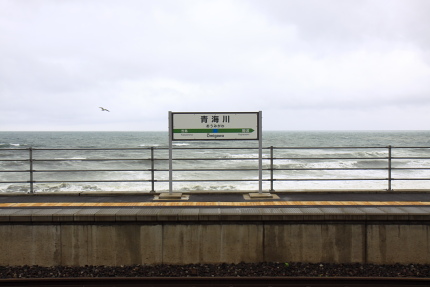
<box><xmin>7</xmin><ymin>157</ymin><xmax>427</xmax><ymax>162</ymax></box>
<box><xmin>169</xmin><ymin>168</ymin><xmax>388</xmax><ymax>171</ymax></box>
<box><xmin>4</xmin><ymin>146</ymin><xmax>430</xmax><ymax>151</ymax></box>
<box><xmin>149</xmin><ymin>179</ymin><xmax>383</xmax><ymax>183</ymax></box>
<box><xmin>392</xmin><ymin>167</ymin><xmax>430</xmax><ymax>170</ymax></box>
<box><xmin>156</xmin><ymin>179</ymin><xmax>263</xmax><ymax>182</ymax></box>
<box><xmin>272</xmin><ymin>157</ymin><xmax>387</xmax><ymax>160</ymax></box>
<box><xmin>391</xmin><ymin>147</ymin><xmax>430</xmax><ymax>149</ymax></box>
<box><xmin>168</xmin><ymin>158</ymin><xmax>261</xmax><ymax>161</ymax></box>
<box><xmin>135</xmin><ymin>157</ymin><xmax>388</xmax><ymax>161</ymax></box>
<box><xmin>164</xmin><ymin>169</ymin><xmax>258</xmax><ymax>172</ymax></box>
<box><xmin>272</xmin><ymin>168</ymin><xmax>388</xmax><ymax>171</ymax></box>
<box><xmin>28</xmin><ymin>180</ymin><xmax>267</xmax><ymax>183</ymax></box>
<box><xmin>32</xmin><ymin>169</ymin><xmax>261</xmax><ymax>172</ymax></box>
<box><xmin>7</xmin><ymin>146</ymin><xmax>393</xmax><ymax>151</ymax></box>
<box><xmin>32</xmin><ymin>169</ymin><xmax>152</xmax><ymax>172</ymax></box>
<box><xmin>25</xmin><ymin>168</ymin><xmax>392</xmax><ymax>173</ymax></box>
<box><xmin>3</xmin><ymin>157</ymin><xmax>429</xmax><ymax>161</ymax></box>
<box><xmin>30</xmin><ymin>179</ymin><xmax>265</xmax><ymax>183</ymax></box>
<box><xmin>268</xmin><ymin>146</ymin><xmax>388</xmax><ymax>149</ymax></box>
<box><xmin>172</xmin><ymin>147</ymin><xmax>379</xmax><ymax>150</ymax></box>
<box><xmin>391</xmin><ymin>157</ymin><xmax>430</xmax><ymax>159</ymax></box>
<box><xmin>148</xmin><ymin>179</ymin><xmax>428</xmax><ymax>183</ymax></box>
<box><xmin>1</xmin><ymin>158</ymin><xmax>427</xmax><ymax>163</ymax></box>
<box><xmin>271</xmin><ymin>178</ymin><xmax>388</xmax><ymax>181</ymax></box>
<box><xmin>32</xmin><ymin>158</ymin><xmax>151</xmax><ymax>161</ymax></box>
<box><xmin>11</xmin><ymin>156</ymin><xmax>430</xmax><ymax>160</ymax></box>
<box><xmin>27</xmin><ymin>148</ymin><xmax>154</xmax><ymax>151</ymax></box>
<box><xmin>392</xmin><ymin>178</ymin><xmax>430</xmax><ymax>180</ymax></box>
<box><xmin>26</xmin><ymin>147</ymin><xmax>260</xmax><ymax>151</ymax></box>
<box><xmin>24</xmin><ymin>178</ymin><xmax>430</xmax><ymax>184</ymax></box>
<box><xmin>32</xmin><ymin>180</ymin><xmax>153</xmax><ymax>183</ymax></box>
<box><xmin>168</xmin><ymin>147</ymin><xmax>260</xmax><ymax>150</ymax></box>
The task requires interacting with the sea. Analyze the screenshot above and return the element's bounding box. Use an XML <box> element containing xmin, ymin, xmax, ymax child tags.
<box><xmin>1</xmin><ymin>131</ymin><xmax>430</xmax><ymax>193</ymax></box>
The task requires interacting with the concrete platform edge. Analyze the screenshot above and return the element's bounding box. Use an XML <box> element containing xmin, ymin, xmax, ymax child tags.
<box><xmin>1</xmin><ymin>207</ymin><xmax>430</xmax><ymax>223</ymax></box>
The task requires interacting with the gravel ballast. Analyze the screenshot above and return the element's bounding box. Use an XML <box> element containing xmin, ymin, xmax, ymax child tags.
<box><xmin>1</xmin><ymin>262</ymin><xmax>430</xmax><ymax>278</ymax></box>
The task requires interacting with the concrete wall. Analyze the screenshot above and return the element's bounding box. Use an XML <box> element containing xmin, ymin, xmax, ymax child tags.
<box><xmin>1</xmin><ymin>221</ymin><xmax>430</xmax><ymax>266</ymax></box>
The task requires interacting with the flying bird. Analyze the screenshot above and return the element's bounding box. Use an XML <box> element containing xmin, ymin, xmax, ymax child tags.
<box><xmin>99</xmin><ymin>107</ymin><xmax>110</xmax><ymax>112</ymax></box>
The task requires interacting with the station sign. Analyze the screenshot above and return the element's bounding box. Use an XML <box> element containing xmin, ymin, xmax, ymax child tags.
<box><xmin>171</xmin><ymin>112</ymin><xmax>260</xmax><ymax>141</ymax></box>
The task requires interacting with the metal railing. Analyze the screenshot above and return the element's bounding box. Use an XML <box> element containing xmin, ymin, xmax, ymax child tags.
<box><xmin>1</xmin><ymin>146</ymin><xmax>430</xmax><ymax>193</ymax></box>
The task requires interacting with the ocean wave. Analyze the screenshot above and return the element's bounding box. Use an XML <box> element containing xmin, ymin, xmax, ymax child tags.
<box><xmin>173</xmin><ymin>143</ymin><xmax>190</xmax><ymax>146</ymax></box>
<box><xmin>1</xmin><ymin>184</ymin><xmax>29</xmax><ymax>193</ymax></box>
<box><xmin>53</xmin><ymin>157</ymin><xmax>87</xmax><ymax>160</ymax></box>
<box><xmin>0</xmin><ymin>143</ymin><xmax>23</xmax><ymax>148</ymax></box>
<box><xmin>226</xmin><ymin>153</ymin><xmax>260</xmax><ymax>159</ymax></box>
<box><xmin>2</xmin><ymin>131</ymin><xmax>430</xmax><ymax>192</ymax></box>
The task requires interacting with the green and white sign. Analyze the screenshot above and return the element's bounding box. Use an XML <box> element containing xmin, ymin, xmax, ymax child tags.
<box><xmin>171</xmin><ymin>112</ymin><xmax>260</xmax><ymax>140</ymax></box>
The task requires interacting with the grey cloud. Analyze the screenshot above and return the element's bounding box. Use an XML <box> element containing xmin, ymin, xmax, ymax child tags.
<box><xmin>1</xmin><ymin>0</ymin><xmax>429</xmax><ymax>131</ymax></box>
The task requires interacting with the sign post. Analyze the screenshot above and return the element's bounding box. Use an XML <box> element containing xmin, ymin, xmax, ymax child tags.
<box><xmin>168</xmin><ymin>111</ymin><xmax>266</xmax><ymax>195</ymax></box>
<box><xmin>258</xmin><ymin>111</ymin><xmax>263</xmax><ymax>193</ymax></box>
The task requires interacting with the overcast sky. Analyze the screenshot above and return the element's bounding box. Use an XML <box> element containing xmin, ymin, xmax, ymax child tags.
<box><xmin>1</xmin><ymin>0</ymin><xmax>429</xmax><ymax>131</ymax></box>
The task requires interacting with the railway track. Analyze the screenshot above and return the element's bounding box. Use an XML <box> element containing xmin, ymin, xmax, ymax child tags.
<box><xmin>1</xmin><ymin>277</ymin><xmax>430</xmax><ymax>287</ymax></box>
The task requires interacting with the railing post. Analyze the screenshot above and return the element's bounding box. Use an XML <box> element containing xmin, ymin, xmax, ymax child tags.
<box><xmin>270</xmin><ymin>146</ymin><xmax>275</xmax><ymax>191</ymax></box>
<box><xmin>29</xmin><ymin>147</ymin><xmax>34</xmax><ymax>194</ymax></box>
<box><xmin>150</xmin><ymin>147</ymin><xmax>155</xmax><ymax>193</ymax></box>
<box><xmin>388</xmin><ymin>145</ymin><xmax>392</xmax><ymax>191</ymax></box>
<box><xmin>168</xmin><ymin>111</ymin><xmax>173</xmax><ymax>194</ymax></box>
<box><xmin>258</xmin><ymin>111</ymin><xmax>263</xmax><ymax>193</ymax></box>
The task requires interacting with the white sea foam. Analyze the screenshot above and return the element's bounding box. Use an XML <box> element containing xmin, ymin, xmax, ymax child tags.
<box><xmin>2</xmin><ymin>131</ymin><xmax>430</xmax><ymax>193</ymax></box>
<box><xmin>54</xmin><ymin>157</ymin><xmax>87</xmax><ymax>160</ymax></box>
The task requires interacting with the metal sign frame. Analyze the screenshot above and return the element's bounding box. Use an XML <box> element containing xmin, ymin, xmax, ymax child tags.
<box><xmin>170</xmin><ymin>112</ymin><xmax>260</xmax><ymax>141</ymax></box>
<box><xmin>168</xmin><ymin>111</ymin><xmax>263</xmax><ymax>194</ymax></box>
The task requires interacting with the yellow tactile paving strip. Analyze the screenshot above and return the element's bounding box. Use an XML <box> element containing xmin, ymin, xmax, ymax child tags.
<box><xmin>0</xmin><ymin>201</ymin><xmax>430</xmax><ymax>208</ymax></box>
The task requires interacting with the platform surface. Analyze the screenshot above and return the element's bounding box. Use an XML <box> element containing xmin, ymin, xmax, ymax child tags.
<box><xmin>1</xmin><ymin>191</ymin><xmax>430</xmax><ymax>206</ymax></box>
<box><xmin>0</xmin><ymin>192</ymin><xmax>429</xmax><ymax>223</ymax></box>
